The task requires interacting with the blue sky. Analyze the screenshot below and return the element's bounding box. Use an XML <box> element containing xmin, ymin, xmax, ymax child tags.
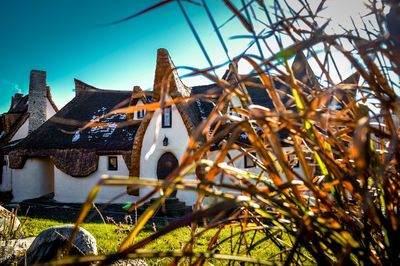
<box><xmin>0</xmin><ymin>0</ymin><xmax>369</xmax><ymax>113</ymax></box>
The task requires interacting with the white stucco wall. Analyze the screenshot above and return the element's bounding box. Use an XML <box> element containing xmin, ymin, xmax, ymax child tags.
<box><xmin>214</xmin><ymin>147</ymin><xmax>304</xmax><ymax>178</ymax></box>
<box><xmin>46</xmin><ymin>98</ymin><xmax>57</xmax><ymax>119</ymax></box>
<box><xmin>140</xmin><ymin>98</ymin><xmax>197</xmax><ymax>207</ymax></box>
<box><xmin>202</xmin><ymin>147</ymin><xmax>305</xmax><ymax>205</ymax></box>
<box><xmin>205</xmin><ymin>150</ymin><xmax>263</xmax><ymax>198</ymax></box>
<box><xmin>10</xmin><ymin>120</ymin><xmax>29</xmax><ymax>142</ymax></box>
<box><xmin>223</xmin><ymin>147</ymin><xmax>305</xmax><ymax>179</ymax></box>
<box><xmin>11</xmin><ymin>158</ymin><xmax>54</xmax><ymax>202</ymax></box>
<box><xmin>54</xmin><ymin>155</ymin><xmax>136</xmax><ymax>203</ymax></box>
<box><xmin>0</xmin><ymin>156</ymin><xmax>12</xmax><ymax>192</ymax></box>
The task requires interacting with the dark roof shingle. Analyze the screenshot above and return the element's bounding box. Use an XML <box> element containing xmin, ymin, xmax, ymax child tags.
<box><xmin>13</xmin><ymin>89</ymin><xmax>138</xmax><ymax>151</ymax></box>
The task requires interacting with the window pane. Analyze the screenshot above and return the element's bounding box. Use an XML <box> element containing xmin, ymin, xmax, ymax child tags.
<box><xmin>245</xmin><ymin>152</ymin><xmax>256</xmax><ymax>168</ymax></box>
<box><xmin>137</xmin><ymin>109</ymin><xmax>144</xmax><ymax>118</ymax></box>
<box><xmin>162</xmin><ymin>106</ymin><xmax>172</xmax><ymax>128</ymax></box>
<box><xmin>108</xmin><ymin>156</ymin><xmax>118</xmax><ymax>171</ymax></box>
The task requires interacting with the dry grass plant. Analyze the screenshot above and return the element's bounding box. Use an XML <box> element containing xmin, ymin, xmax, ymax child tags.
<box><xmin>45</xmin><ymin>0</ymin><xmax>400</xmax><ymax>264</ymax></box>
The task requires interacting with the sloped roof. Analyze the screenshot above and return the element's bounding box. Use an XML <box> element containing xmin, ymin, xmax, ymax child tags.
<box><xmin>0</xmin><ymin>113</ymin><xmax>30</xmax><ymax>147</ymax></box>
<box><xmin>11</xmin><ymin>86</ymin><xmax>137</xmax><ymax>151</ymax></box>
<box><xmin>190</xmin><ymin>77</ymin><xmax>292</xmax><ymax>146</ymax></box>
<box><xmin>1</xmin><ymin>83</ymin><xmax>58</xmax><ymax>147</ymax></box>
<box><xmin>187</xmin><ymin>52</ymin><xmax>326</xmax><ymax>147</ymax></box>
<box><xmin>0</xmin><ymin>94</ymin><xmax>29</xmax><ymax>147</ymax></box>
<box><xmin>8</xmin><ymin>94</ymin><xmax>28</xmax><ymax>113</ymax></box>
<box><xmin>190</xmin><ymin>76</ymin><xmax>295</xmax><ymax>120</ymax></box>
<box><xmin>189</xmin><ymin>52</ymin><xmax>316</xmax><ymax>121</ymax></box>
<box><xmin>8</xmin><ymin>82</ymin><xmax>140</xmax><ymax>177</ymax></box>
<box><xmin>190</xmin><ymin>84</ymin><xmax>222</xmax><ymax>120</ymax></box>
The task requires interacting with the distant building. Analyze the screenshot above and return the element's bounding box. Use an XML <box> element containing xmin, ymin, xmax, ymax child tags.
<box><xmin>0</xmin><ymin>70</ymin><xmax>58</xmax><ymax>201</ymax></box>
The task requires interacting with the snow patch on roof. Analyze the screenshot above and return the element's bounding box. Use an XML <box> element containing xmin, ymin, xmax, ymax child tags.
<box><xmin>196</xmin><ymin>99</ymin><xmax>207</xmax><ymax>120</ymax></box>
<box><xmin>72</xmin><ymin>131</ymin><xmax>80</xmax><ymax>142</ymax></box>
<box><xmin>86</xmin><ymin>113</ymin><xmax>128</xmax><ymax>141</ymax></box>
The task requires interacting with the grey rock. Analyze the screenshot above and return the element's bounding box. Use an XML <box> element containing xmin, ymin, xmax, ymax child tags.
<box><xmin>19</xmin><ymin>225</ymin><xmax>97</xmax><ymax>265</ymax></box>
<box><xmin>0</xmin><ymin>205</ymin><xmax>23</xmax><ymax>239</ymax></box>
<box><xmin>0</xmin><ymin>237</ymin><xmax>35</xmax><ymax>264</ymax></box>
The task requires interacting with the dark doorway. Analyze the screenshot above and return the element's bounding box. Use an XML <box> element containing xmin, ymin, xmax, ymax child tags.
<box><xmin>157</xmin><ymin>152</ymin><xmax>179</xmax><ymax>197</ymax></box>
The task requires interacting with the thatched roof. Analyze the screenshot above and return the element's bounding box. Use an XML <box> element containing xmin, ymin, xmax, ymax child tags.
<box><xmin>190</xmin><ymin>52</ymin><xmax>318</xmax><ymax>121</ymax></box>
<box><xmin>189</xmin><ymin>52</ymin><xmax>359</xmax><ymax>147</ymax></box>
<box><xmin>8</xmin><ymin>94</ymin><xmax>28</xmax><ymax>113</ymax></box>
<box><xmin>1</xmin><ymin>84</ymin><xmax>58</xmax><ymax>148</ymax></box>
<box><xmin>8</xmin><ymin>81</ymin><xmax>140</xmax><ymax>177</ymax></box>
<box><xmin>0</xmin><ymin>113</ymin><xmax>30</xmax><ymax>147</ymax></box>
<box><xmin>0</xmin><ymin>93</ymin><xmax>29</xmax><ymax>147</ymax></box>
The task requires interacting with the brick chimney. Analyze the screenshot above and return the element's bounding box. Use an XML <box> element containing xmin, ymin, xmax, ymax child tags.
<box><xmin>28</xmin><ymin>70</ymin><xmax>47</xmax><ymax>133</ymax></box>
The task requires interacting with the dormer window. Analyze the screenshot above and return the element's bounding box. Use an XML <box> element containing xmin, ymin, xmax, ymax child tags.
<box><xmin>162</xmin><ymin>106</ymin><xmax>172</xmax><ymax>128</ymax></box>
<box><xmin>137</xmin><ymin>109</ymin><xmax>145</xmax><ymax>119</ymax></box>
<box><xmin>229</xmin><ymin>107</ymin><xmax>238</xmax><ymax>117</ymax></box>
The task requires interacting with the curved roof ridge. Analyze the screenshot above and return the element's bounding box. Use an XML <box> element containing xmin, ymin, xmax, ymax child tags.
<box><xmin>74</xmin><ymin>79</ymin><xmax>134</xmax><ymax>95</ymax></box>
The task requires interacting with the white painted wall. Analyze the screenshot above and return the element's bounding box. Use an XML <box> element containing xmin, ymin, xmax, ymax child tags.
<box><xmin>54</xmin><ymin>155</ymin><xmax>137</xmax><ymax>203</ymax></box>
<box><xmin>214</xmin><ymin>147</ymin><xmax>304</xmax><ymax>179</ymax></box>
<box><xmin>204</xmin><ymin>150</ymin><xmax>263</xmax><ymax>199</ymax></box>
<box><xmin>11</xmin><ymin>158</ymin><xmax>54</xmax><ymax>202</ymax></box>
<box><xmin>10</xmin><ymin>120</ymin><xmax>28</xmax><ymax>142</ymax></box>
<box><xmin>46</xmin><ymin>98</ymin><xmax>57</xmax><ymax>119</ymax></box>
<box><xmin>140</xmin><ymin>98</ymin><xmax>197</xmax><ymax>207</ymax></box>
<box><xmin>0</xmin><ymin>156</ymin><xmax>12</xmax><ymax>192</ymax></box>
<box><xmin>202</xmin><ymin>147</ymin><xmax>305</xmax><ymax>206</ymax></box>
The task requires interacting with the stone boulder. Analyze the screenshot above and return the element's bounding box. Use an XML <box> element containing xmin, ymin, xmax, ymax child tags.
<box><xmin>0</xmin><ymin>205</ymin><xmax>24</xmax><ymax>239</ymax></box>
<box><xmin>19</xmin><ymin>225</ymin><xmax>97</xmax><ymax>265</ymax></box>
<box><xmin>0</xmin><ymin>237</ymin><xmax>35</xmax><ymax>265</ymax></box>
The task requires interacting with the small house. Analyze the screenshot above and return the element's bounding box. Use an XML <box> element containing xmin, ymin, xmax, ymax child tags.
<box><xmin>1</xmin><ymin>49</ymin><xmax>358</xmax><ymax>207</ymax></box>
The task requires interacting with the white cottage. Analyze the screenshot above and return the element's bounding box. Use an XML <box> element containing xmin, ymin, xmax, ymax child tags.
<box><xmin>2</xmin><ymin>48</ymin><xmax>358</xmax><ymax>207</ymax></box>
<box><xmin>5</xmin><ymin>79</ymin><xmax>147</xmax><ymax>203</ymax></box>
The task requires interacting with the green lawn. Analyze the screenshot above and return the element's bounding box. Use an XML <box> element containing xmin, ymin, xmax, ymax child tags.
<box><xmin>20</xmin><ymin>216</ymin><xmax>311</xmax><ymax>265</ymax></box>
